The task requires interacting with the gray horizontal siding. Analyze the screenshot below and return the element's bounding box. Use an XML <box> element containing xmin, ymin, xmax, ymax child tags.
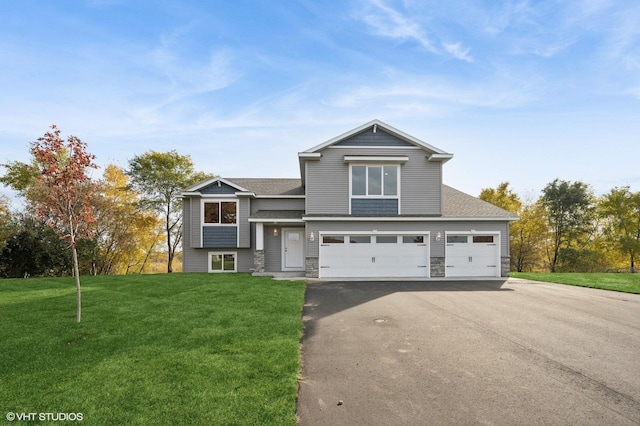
<box><xmin>203</xmin><ymin>226</ymin><xmax>237</xmax><ymax>248</ymax></box>
<box><xmin>239</xmin><ymin>198</ymin><xmax>250</xmax><ymax>248</ymax></box>
<box><xmin>305</xmin><ymin>147</ymin><xmax>442</xmax><ymax>216</ymax></box>
<box><xmin>251</xmin><ymin>198</ymin><xmax>305</xmax><ymax>214</ymax></box>
<box><xmin>335</xmin><ymin>128</ymin><xmax>414</xmax><ymax>147</ymax></box>
<box><xmin>351</xmin><ymin>199</ymin><xmax>398</xmax><ymax>215</ymax></box>
<box><xmin>186</xmin><ymin>198</ymin><xmax>202</xmax><ymax>248</ymax></box>
<box><xmin>264</xmin><ymin>226</ymin><xmax>282</xmax><ymax>272</ymax></box>
<box><xmin>305</xmin><ymin>220</ymin><xmax>509</xmax><ymax>258</ymax></box>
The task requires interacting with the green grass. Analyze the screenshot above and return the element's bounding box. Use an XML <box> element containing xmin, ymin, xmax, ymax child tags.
<box><xmin>511</xmin><ymin>272</ymin><xmax>640</xmax><ymax>294</ymax></box>
<box><xmin>0</xmin><ymin>273</ymin><xmax>306</xmax><ymax>425</ymax></box>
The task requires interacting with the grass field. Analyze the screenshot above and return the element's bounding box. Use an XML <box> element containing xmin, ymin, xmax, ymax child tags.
<box><xmin>0</xmin><ymin>273</ymin><xmax>306</xmax><ymax>425</ymax></box>
<box><xmin>511</xmin><ymin>272</ymin><xmax>640</xmax><ymax>294</ymax></box>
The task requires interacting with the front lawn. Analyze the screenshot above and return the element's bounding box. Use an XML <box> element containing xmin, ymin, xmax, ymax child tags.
<box><xmin>0</xmin><ymin>273</ymin><xmax>305</xmax><ymax>425</ymax></box>
<box><xmin>511</xmin><ymin>272</ymin><xmax>640</xmax><ymax>294</ymax></box>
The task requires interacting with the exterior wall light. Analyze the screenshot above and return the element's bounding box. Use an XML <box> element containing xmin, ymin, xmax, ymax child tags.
<box><xmin>273</xmin><ymin>228</ymin><xmax>278</xmax><ymax>237</ymax></box>
<box><xmin>309</xmin><ymin>232</ymin><xmax>315</xmax><ymax>241</ymax></box>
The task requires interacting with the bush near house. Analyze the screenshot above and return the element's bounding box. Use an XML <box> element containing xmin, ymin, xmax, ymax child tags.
<box><xmin>0</xmin><ymin>274</ymin><xmax>305</xmax><ymax>425</ymax></box>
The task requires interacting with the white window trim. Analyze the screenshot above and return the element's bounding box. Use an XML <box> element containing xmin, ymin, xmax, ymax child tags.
<box><xmin>208</xmin><ymin>251</ymin><xmax>238</xmax><ymax>273</ymax></box>
<box><xmin>201</xmin><ymin>199</ymin><xmax>238</xmax><ymax>226</ymax></box>
<box><xmin>349</xmin><ymin>164</ymin><xmax>401</xmax><ymax>215</ymax></box>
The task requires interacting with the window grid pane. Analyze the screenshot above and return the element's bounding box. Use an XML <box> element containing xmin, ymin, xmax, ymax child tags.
<box><xmin>368</xmin><ymin>167</ymin><xmax>382</xmax><ymax>195</ymax></box>
<box><xmin>402</xmin><ymin>236</ymin><xmax>424</xmax><ymax>243</ymax></box>
<box><xmin>350</xmin><ymin>236</ymin><xmax>371</xmax><ymax>244</ymax></box>
<box><xmin>221</xmin><ymin>202</ymin><xmax>237</xmax><ymax>224</ymax></box>
<box><xmin>223</xmin><ymin>254</ymin><xmax>235</xmax><ymax>271</ymax></box>
<box><xmin>210</xmin><ymin>254</ymin><xmax>223</xmax><ymax>270</ymax></box>
<box><xmin>204</xmin><ymin>203</ymin><xmax>220</xmax><ymax>224</ymax></box>
<box><xmin>383</xmin><ymin>166</ymin><xmax>397</xmax><ymax>195</ymax></box>
<box><xmin>352</xmin><ymin>166</ymin><xmax>366</xmax><ymax>196</ymax></box>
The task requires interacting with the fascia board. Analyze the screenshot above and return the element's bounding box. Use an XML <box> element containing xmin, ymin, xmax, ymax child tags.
<box><xmin>302</xmin><ymin>216</ymin><xmax>518</xmax><ymax>222</ymax></box>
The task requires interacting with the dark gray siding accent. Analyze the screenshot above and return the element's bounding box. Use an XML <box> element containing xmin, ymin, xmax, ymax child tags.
<box><xmin>200</xmin><ymin>182</ymin><xmax>237</xmax><ymax>194</ymax></box>
<box><xmin>335</xmin><ymin>128</ymin><xmax>414</xmax><ymax>147</ymax></box>
<box><xmin>203</xmin><ymin>226</ymin><xmax>237</xmax><ymax>248</ymax></box>
<box><xmin>189</xmin><ymin>198</ymin><xmax>202</xmax><ymax>248</ymax></box>
<box><xmin>264</xmin><ymin>226</ymin><xmax>282</xmax><ymax>272</ymax></box>
<box><xmin>305</xmin><ymin>147</ymin><xmax>442</xmax><ymax>216</ymax></box>
<box><xmin>305</xmin><ymin>220</ymin><xmax>510</xmax><ymax>258</ymax></box>
<box><xmin>251</xmin><ymin>198</ymin><xmax>305</xmax><ymax>214</ymax></box>
<box><xmin>351</xmin><ymin>199</ymin><xmax>398</xmax><ymax>215</ymax></box>
<box><xmin>238</xmin><ymin>198</ymin><xmax>250</xmax><ymax>248</ymax></box>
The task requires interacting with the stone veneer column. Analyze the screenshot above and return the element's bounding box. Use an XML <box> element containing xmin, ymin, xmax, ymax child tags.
<box><xmin>501</xmin><ymin>257</ymin><xmax>511</xmax><ymax>277</ymax></box>
<box><xmin>305</xmin><ymin>257</ymin><xmax>319</xmax><ymax>278</ymax></box>
<box><xmin>430</xmin><ymin>257</ymin><xmax>445</xmax><ymax>278</ymax></box>
<box><xmin>253</xmin><ymin>250</ymin><xmax>265</xmax><ymax>273</ymax></box>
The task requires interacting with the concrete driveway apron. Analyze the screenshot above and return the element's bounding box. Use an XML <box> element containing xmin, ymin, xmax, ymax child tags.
<box><xmin>297</xmin><ymin>279</ymin><xmax>640</xmax><ymax>425</ymax></box>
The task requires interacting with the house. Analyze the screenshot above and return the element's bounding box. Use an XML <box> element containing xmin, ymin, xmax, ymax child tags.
<box><xmin>180</xmin><ymin>120</ymin><xmax>518</xmax><ymax>279</ymax></box>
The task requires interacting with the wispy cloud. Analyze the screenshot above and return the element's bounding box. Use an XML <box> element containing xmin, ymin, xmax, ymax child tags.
<box><xmin>356</xmin><ymin>0</ymin><xmax>473</xmax><ymax>62</ymax></box>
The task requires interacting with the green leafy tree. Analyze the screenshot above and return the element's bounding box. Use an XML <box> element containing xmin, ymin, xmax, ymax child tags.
<box><xmin>127</xmin><ymin>151</ymin><xmax>210</xmax><ymax>273</ymax></box>
<box><xmin>511</xmin><ymin>200</ymin><xmax>548</xmax><ymax>272</ymax></box>
<box><xmin>540</xmin><ymin>179</ymin><xmax>595</xmax><ymax>272</ymax></box>
<box><xmin>0</xmin><ymin>214</ymin><xmax>71</xmax><ymax>278</ymax></box>
<box><xmin>599</xmin><ymin>187</ymin><xmax>640</xmax><ymax>273</ymax></box>
<box><xmin>479</xmin><ymin>182</ymin><xmax>522</xmax><ymax>213</ymax></box>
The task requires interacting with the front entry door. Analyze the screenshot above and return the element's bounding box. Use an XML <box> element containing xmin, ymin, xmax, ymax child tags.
<box><xmin>282</xmin><ymin>228</ymin><xmax>304</xmax><ymax>271</ymax></box>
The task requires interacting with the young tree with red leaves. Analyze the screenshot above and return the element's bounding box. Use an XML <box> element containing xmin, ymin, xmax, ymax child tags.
<box><xmin>30</xmin><ymin>125</ymin><xmax>98</xmax><ymax>322</ymax></box>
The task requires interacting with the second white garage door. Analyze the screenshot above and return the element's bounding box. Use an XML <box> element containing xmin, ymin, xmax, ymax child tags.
<box><xmin>319</xmin><ymin>234</ymin><xmax>429</xmax><ymax>278</ymax></box>
<box><xmin>445</xmin><ymin>233</ymin><xmax>500</xmax><ymax>277</ymax></box>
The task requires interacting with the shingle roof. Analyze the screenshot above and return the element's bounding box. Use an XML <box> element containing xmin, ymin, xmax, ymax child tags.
<box><xmin>227</xmin><ymin>178</ymin><xmax>304</xmax><ymax>196</ymax></box>
<box><xmin>442</xmin><ymin>185</ymin><xmax>517</xmax><ymax>219</ymax></box>
<box><xmin>224</xmin><ymin>178</ymin><xmax>516</xmax><ymax>219</ymax></box>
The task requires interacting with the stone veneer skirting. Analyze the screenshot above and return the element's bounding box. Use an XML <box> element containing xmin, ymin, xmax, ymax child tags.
<box><xmin>305</xmin><ymin>257</ymin><xmax>319</xmax><ymax>278</ymax></box>
<box><xmin>501</xmin><ymin>257</ymin><xmax>510</xmax><ymax>277</ymax></box>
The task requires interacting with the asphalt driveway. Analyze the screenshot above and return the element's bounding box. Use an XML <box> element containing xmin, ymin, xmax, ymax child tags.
<box><xmin>297</xmin><ymin>279</ymin><xmax>640</xmax><ymax>425</ymax></box>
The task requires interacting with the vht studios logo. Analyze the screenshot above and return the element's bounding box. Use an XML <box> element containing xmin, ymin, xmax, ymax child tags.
<box><xmin>6</xmin><ymin>412</ymin><xmax>83</xmax><ymax>422</ymax></box>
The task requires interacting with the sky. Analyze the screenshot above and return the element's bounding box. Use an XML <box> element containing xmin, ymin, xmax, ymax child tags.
<box><xmin>1</xmin><ymin>0</ymin><xmax>639</xmax><ymax>205</ymax></box>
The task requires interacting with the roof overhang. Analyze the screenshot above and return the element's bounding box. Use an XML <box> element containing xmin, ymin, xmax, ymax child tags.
<box><xmin>181</xmin><ymin>177</ymin><xmax>249</xmax><ymax>195</ymax></box>
<box><xmin>302</xmin><ymin>216</ymin><xmax>518</xmax><ymax>222</ymax></box>
<box><xmin>343</xmin><ymin>155</ymin><xmax>409</xmax><ymax>163</ymax></box>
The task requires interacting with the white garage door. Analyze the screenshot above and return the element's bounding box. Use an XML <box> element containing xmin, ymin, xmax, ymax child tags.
<box><xmin>445</xmin><ymin>234</ymin><xmax>499</xmax><ymax>277</ymax></box>
<box><xmin>319</xmin><ymin>234</ymin><xmax>429</xmax><ymax>278</ymax></box>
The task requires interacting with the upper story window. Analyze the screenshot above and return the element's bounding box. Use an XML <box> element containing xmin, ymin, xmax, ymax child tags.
<box><xmin>351</xmin><ymin>165</ymin><xmax>398</xmax><ymax>197</ymax></box>
<box><xmin>204</xmin><ymin>201</ymin><xmax>237</xmax><ymax>224</ymax></box>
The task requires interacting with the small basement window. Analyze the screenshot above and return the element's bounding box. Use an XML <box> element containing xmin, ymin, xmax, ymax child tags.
<box><xmin>208</xmin><ymin>252</ymin><xmax>237</xmax><ymax>272</ymax></box>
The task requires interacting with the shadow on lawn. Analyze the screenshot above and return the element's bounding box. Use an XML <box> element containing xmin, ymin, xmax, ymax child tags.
<box><xmin>302</xmin><ymin>279</ymin><xmax>510</xmax><ymax>339</ymax></box>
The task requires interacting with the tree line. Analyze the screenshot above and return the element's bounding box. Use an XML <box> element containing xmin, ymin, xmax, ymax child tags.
<box><xmin>480</xmin><ymin>180</ymin><xmax>640</xmax><ymax>273</ymax></box>
<box><xmin>0</xmin><ymin>125</ymin><xmax>211</xmax><ymax>280</ymax></box>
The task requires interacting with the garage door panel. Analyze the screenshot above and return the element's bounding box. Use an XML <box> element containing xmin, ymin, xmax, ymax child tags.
<box><xmin>320</xmin><ymin>234</ymin><xmax>429</xmax><ymax>278</ymax></box>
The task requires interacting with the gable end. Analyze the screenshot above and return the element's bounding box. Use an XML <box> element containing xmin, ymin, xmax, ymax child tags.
<box><xmin>200</xmin><ymin>181</ymin><xmax>238</xmax><ymax>195</ymax></box>
<box><xmin>334</xmin><ymin>128</ymin><xmax>415</xmax><ymax>147</ymax></box>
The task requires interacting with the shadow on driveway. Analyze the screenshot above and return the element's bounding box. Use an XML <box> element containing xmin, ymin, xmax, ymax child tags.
<box><xmin>303</xmin><ymin>279</ymin><xmax>510</xmax><ymax>339</ymax></box>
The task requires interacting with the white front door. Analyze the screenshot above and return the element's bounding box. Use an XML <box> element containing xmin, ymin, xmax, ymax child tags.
<box><xmin>282</xmin><ymin>228</ymin><xmax>305</xmax><ymax>271</ymax></box>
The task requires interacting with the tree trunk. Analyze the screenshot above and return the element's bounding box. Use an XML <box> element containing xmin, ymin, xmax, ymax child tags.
<box><xmin>71</xmin><ymin>244</ymin><xmax>82</xmax><ymax>323</ymax></box>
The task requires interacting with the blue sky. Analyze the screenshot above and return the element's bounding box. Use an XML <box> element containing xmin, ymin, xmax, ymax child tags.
<box><xmin>1</xmin><ymin>0</ymin><xmax>639</xmax><ymax>204</ymax></box>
